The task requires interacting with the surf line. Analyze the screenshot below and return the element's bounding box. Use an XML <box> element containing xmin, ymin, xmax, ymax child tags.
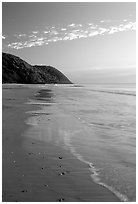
<box><xmin>63</xmin><ymin>130</ymin><xmax>129</xmax><ymax>202</ymax></box>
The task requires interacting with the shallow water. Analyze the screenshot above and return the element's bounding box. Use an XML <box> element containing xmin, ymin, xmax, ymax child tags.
<box><xmin>25</xmin><ymin>83</ymin><xmax>136</xmax><ymax>201</ymax></box>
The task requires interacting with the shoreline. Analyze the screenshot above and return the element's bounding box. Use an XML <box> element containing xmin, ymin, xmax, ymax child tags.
<box><xmin>2</xmin><ymin>84</ymin><xmax>120</xmax><ymax>202</ymax></box>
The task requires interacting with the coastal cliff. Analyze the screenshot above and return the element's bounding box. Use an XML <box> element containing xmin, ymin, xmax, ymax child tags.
<box><xmin>2</xmin><ymin>53</ymin><xmax>72</xmax><ymax>84</ymax></box>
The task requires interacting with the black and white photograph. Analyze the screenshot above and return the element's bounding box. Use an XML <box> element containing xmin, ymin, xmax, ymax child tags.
<box><xmin>2</xmin><ymin>1</ymin><xmax>136</xmax><ymax>202</ymax></box>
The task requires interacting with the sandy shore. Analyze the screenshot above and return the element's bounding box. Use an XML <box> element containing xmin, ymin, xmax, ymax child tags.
<box><xmin>2</xmin><ymin>84</ymin><xmax>120</xmax><ymax>202</ymax></box>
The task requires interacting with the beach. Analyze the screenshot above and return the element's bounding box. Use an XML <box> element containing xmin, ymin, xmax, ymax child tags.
<box><xmin>2</xmin><ymin>84</ymin><xmax>122</xmax><ymax>202</ymax></box>
<box><xmin>2</xmin><ymin>1</ymin><xmax>136</xmax><ymax>202</ymax></box>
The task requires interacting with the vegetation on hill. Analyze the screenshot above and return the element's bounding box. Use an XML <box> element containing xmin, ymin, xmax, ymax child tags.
<box><xmin>2</xmin><ymin>53</ymin><xmax>72</xmax><ymax>84</ymax></box>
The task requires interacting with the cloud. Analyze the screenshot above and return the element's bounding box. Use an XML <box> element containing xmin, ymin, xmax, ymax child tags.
<box><xmin>44</xmin><ymin>31</ymin><xmax>49</xmax><ymax>34</ymax></box>
<box><xmin>61</xmin><ymin>28</ymin><xmax>67</xmax><ymax>31</ymax></box>
<box><xmin>99</xmin><ymin>28</ymin><xmax>109</xmax><ymax>34</ymax></box>
<box><xmin>50</xmin><ymin>30</ymin><xmax>59</xmax><ymax>35</ymax></box>
<box><xmin>29</xmin><ymin>34</ymin><xmax>37</xmax><ymax>38</ymax></box>
<box><xmin>108</xmin><ymin>22</ymin><xmax>136</xmax><ymax>35</ymax></box>
<box><xmin>124</xmin><ymin>22</ymin><xmax>136</xmax><ymax>30</ymax></box>
<box><xmin>18</xmin><ymin>34</ymin><xmax>26</xmax><ymax>37</ymax></box>
<box><xmin>14</xmin><ymin>34</ymin><xmax>26</xmax><ymax>38</ymax></box>
<box><xmin>5</xmin><ymin>20</ymin><xmax>136</xmax><ymax>49</ymax></box>
<box><xmin>68</xmin><ymin>23</ymin><xmax>76</xmax><ymax>27</ymax></box>
<box><xmin>108</xmin><ymin>27</ymin><xmax>118</xmax><ymax>34</ymax></box>
<box><xmin>100</xmin><ymin>20</ymin><xmax>111</xmax><ymax>23</ymax></box>
<box><xmin>88</xmin><ymin>23</ymin><xmax>93</xmax><ymax>26</ymax></box>
<box><xmin>32</xmin><ymin>31</ymin><xmax>39</xmax><ymax>34</ymax></box>
<box><xmin>89</xmin><ymin>31</ymin><xmax>99</xmax><ymax>37</ymax></box>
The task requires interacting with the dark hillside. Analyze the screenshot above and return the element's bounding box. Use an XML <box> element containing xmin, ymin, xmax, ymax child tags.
<box><xmin>2</xmin><ymin>53</ymin><xmax>72</xmax><ymax>84</ymax></box>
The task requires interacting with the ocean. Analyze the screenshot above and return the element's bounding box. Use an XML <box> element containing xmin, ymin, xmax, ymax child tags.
<box><xmin>26</xmin><ymin>83</ymin><xmax>136</xmax><ymax>201</ymax></box>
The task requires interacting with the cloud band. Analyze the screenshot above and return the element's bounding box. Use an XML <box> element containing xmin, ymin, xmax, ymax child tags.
<box><xmin>3</xmin><ymin>20</ymin><xmax>136</xmax><ymax>49</ymax></box>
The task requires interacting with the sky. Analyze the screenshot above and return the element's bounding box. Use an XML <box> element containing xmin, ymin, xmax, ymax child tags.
<box><xmin>2</xmin><ymin>2</ymin><xmax>136</xmax><ymax>83</ymax></box>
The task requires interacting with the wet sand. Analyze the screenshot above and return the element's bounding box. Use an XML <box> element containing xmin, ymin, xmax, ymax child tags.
<box><xmin>2</xmin><ymin>84</ymin><xmax>120</xmax><ymax>202</ymax></box>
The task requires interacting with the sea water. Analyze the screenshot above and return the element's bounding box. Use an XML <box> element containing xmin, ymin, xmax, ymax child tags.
<box><xmin>26</xmin><ymin>83</ymin><xmax>136</xmax><ymax>201</ymax></box>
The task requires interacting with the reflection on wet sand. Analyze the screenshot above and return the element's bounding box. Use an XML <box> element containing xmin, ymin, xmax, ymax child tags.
<box><xmin>24</xmin><ymin>88</ymin><xmax>55</xmax><ymax>143</ymax></box>
<box><xmin>26</xmin><ymin>89</ymin><xmax>55</xmax><ymax>107</ymax></box>
<box><xmin>34</xmin><ymin>89</ymin><xmax>55</xmax><ymax>103</ymax></box>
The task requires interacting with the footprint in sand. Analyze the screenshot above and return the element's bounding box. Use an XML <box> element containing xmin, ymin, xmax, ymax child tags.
<box><xmin>58</xmin><ymin>172</ymin><xmax>65</xmax><ymax>176</ymax></box>
<box><xmin>57</xmin><ymin>198</ymin><xmax>65</xmax><ymax>201</ymax></box>
<box><xmin>58</xmin><ymin>170</ymin><xmax>70</xmax><ymax>176</ymax></box>
<box><xmin>21</xmin><ymin>190</ymin><xmax>27</xmax><ymax>193</ymax></box>
<box><xmin>28</xmin><ymin>152</ymin><xmax>33</xmax><ymax>155</ymax></box>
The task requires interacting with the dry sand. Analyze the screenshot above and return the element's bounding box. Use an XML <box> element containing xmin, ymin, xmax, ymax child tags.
<box><xmin>2</xmin><ymin>84</ymin><xmax>120</xmax><ymax>202</ymax></box>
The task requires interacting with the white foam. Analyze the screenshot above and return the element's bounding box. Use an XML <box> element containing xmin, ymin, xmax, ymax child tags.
<box><xmin>63</xmin><ymin>131</ymin><xmax>129</xmax><ymax>202</ymax></box>
<box><xmin>26</xmin><ymin>99</ymin><xmax>53</xmax><ymax>106</ymax></box>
